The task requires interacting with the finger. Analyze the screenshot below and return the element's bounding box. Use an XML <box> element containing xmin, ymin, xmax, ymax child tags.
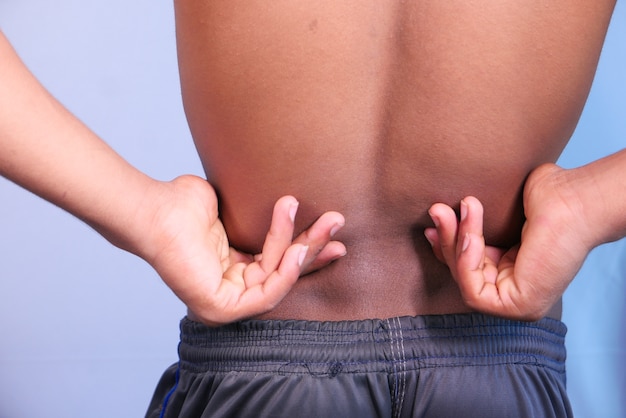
<box><xmin>428</xmin><ymin>203</ymin><xmax>459</xmax><ymax>268</ymax></box>
<box><xmin>301</xmin><ymin>240</ymin><xmax>347</xmax><ymax>275</ymax></box>
<box><xmin>456</xmin><ymin>197</ymin><xmax>484</xmax><ymax>260</ymax></box>
<box><xmin>424</xmin><ymin>227</ymin><xmax>445</xmax><ymax>262</ymax></box>
<box><xmin>457</xmin><ymin>238</ymin><xmax>511</xmax><ymax>316</ymax></box>
<box><xmin>257</xmin><ymin>196</ymin><xmax>299</xmax><ymax>274</ymax></box>
<box><xmin>237</xmin><ymin>243</ymin><xmax>308</xmax><ymax>316</ymax></box>
<box><xmin>455</xmin><ymin>232</ymin><xmax>492</xmax><ymax>299</ymax></box>
<box><xmin>291</xmin><ymin>210</ymin><xmax>346</xmax><ymax>271</ymax></box>
<box><xmin>453</xmin><ymin>197</ymin><xmax>503</xmax><ymax>313</ymax></box>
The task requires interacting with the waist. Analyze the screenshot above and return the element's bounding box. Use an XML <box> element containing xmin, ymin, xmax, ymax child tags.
<box><xmin>177</xmin><ymin>313</ymin><xmax>567</xmax><ymax>375</ymax></box>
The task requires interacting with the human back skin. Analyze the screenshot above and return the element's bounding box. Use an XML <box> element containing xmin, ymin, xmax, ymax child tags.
<box><xmin>174</xmin><ymin>0</ymin><xmax>616</xmax><ymax>321</ymax></box>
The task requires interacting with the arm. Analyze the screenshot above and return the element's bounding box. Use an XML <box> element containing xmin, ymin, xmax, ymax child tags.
<box><xmin>0</xmin><ymin>32</ymin><xmax>346</xmax><ymax>325</ymax></box>
<box><xmin>0</xmin><ymin>32</ymin><xmax>156</xmax><ymax>248</ymax></box>
<box><xmin>424</xmin><ymin>149</ymin><xmax>626</xmax><ymax>320</ymax></box>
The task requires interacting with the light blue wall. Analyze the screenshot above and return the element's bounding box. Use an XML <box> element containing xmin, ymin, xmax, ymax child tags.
<box><xmin>0</xmin><ymin>2</ymin><xmax>199</xmax><ymax>417</ymax></box>
<box><xmin>0</xmin><ymin>1</ymin><xmax>624</xmax><ymax>417</ymax></box>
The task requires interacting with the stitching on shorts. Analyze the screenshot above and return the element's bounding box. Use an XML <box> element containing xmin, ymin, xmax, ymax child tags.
<box><xmin>394</xmin><ymin>316</ymin><xmax>407</xmax><ymax>418</ymax></box>
<box><xmin>387</xmin><ymin>317</ymin><xmax>408</xmax><ymax>418</ymax></box>
<box><xmin>385</xmin><ymin>319</ymin><xmax>398</xmax><ymax>416</ymax></box>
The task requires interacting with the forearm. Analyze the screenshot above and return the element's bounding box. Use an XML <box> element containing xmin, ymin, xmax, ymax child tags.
<box><xmin>571</xmin><ymin>148</ymin><xmax>626</xmax><ymax>246</ymax></box>
<box><xmin>0</xmin><ymin>32</ymin><xmax>163</xmax><ymax>257</ymax></box>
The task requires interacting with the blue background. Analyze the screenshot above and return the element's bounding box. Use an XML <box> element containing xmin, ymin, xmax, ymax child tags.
<box><xmin>0</xmin><ymin>1</ymin><xmax>624</xmax><ymax>417</ymax></box>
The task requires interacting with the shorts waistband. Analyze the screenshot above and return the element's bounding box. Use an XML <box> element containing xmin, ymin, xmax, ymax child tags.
<box><xmin>177</xmin><ymin>313</ymin><xmax>567</xmax><ymax>375</ymax></box>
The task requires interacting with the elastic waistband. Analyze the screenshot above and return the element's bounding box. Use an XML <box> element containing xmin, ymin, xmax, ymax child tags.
<box><xmin>178</xmin><ymin>313</ymin><xmax>567</xmax><ymax>375</ymax></box>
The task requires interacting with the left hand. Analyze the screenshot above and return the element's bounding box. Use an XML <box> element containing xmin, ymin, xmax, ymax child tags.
<box><xmin>424</xmin><ymin>165</ymin><xmax>594</xmax><ymax>320</ymax></box>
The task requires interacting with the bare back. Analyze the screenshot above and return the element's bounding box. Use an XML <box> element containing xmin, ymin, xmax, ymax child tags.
<box><xmin>174</xmin><ymin>0</ymin><xmax>615</xmax><ymax>321</ymax></box>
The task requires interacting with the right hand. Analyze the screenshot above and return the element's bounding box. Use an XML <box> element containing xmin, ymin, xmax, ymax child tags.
<box><xmin>138</xmin><ymin>175</ymin><xmax>346</xmax><ymax>326</ymax></box>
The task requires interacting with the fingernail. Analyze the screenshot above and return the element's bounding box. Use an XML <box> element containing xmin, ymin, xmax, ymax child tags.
<box><xmin>330</xmin><ymin>222</ymin><xmax>344</xmax><ymax>237</ymax></box>
<box><xmin>462</xmin><ymin>233</ymin><xmax>470</xmax><ymax>252</ymax></box>
<box><xmin>289</xmin><ymin>201</ymin><xmax>299</xmax><ymax>223</ymax></box>
<box><xmin>460</xmin><ymin>200</ymin><xmax>468</xmax><ymax>222</ymax></box>
<box><xmin>333</xmin><ymin>248</ymin><xmax>348</xmax><ymax>260</ymax></box>
<box><xmin>298</xmin><ymin>245</ymin><xmax>309</xmax><ymax>267</ymax></box>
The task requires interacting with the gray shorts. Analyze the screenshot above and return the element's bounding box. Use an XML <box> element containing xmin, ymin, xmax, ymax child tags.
<box><xmin>146</xmin><ymin>313</ymin><xmax>571</xmax><ymax>418</ymax></box>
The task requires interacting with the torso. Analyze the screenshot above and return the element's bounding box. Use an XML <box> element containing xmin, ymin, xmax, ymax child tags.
<box><xmin>174</xmin><ymin>0</ymin><xmax>615</xmax><ymax>321</ymax></box>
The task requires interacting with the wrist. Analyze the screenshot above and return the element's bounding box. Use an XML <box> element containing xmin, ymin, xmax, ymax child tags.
<box><xmin>89</xmin><ymin>174</ymin><xmax>171</xmax><ymax>260</ymax></box>
<box><xmin>114</xmin><ymin>178</ymin><xmax>174</xmax><ymax>261</ymax></box>
<box><xmin>127</xmin><ymin>175</ymin><xmax>220</xmax><ymax>267</ymax></box>
<box><xmin>524</xmin><ymin>163</ymin><xmax>598</xmax><ymax>253</ymax></box>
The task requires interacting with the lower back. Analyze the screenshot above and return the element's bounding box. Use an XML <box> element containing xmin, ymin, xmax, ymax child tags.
<box><xmin>174</xmin><ymin>0</ymin><xmax>615</xmax><ymax>320</ymax></box>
